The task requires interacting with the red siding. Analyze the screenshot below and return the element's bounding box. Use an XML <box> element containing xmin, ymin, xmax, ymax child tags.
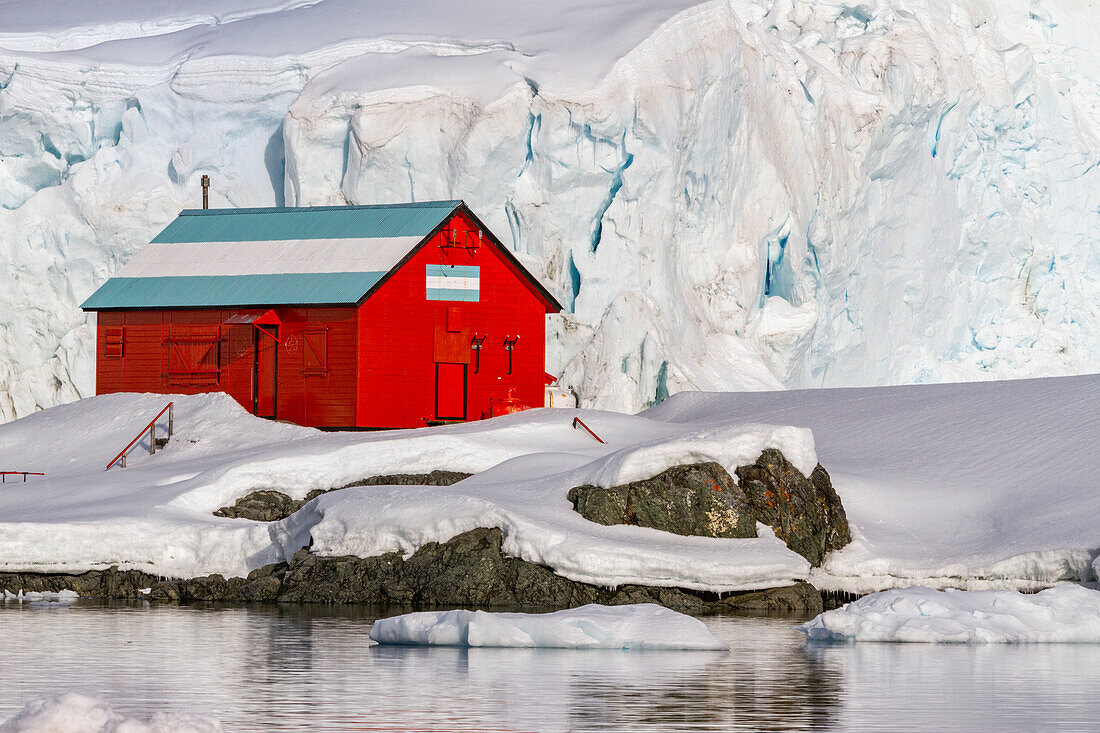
<box><xmin>93</xmin><ymin>211</ymin><xmax>554</xmax><ymax>430</ymax></box>
<box><xmin>94</xmin><ymin>306</ymin><xmax>358</xmax><ymax>428</ymax></box>
<box><xmin>355</xmin><ymin>211</ymin><xmax>550</xmax><ymax>428</ymax></box>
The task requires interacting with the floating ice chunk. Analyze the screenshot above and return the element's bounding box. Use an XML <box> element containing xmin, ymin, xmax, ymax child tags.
<box><xmin>2</xmin><ymin>589</ymin><xmax>78</xmax><ymax>604</ymax></box>
<box><xmin>798</xmin><ymin>585</ymin><xmax>1100</xmax><ymax>643</ymax></box>
<box><xmin>369</xmin><ymin>603</ymin><xmax>729</xmax><ymax>650</ymax></box>
<box><xmin>0</xmin><ymin>691</ymin><xmax>222</xmax><ymax>732</ymax></box>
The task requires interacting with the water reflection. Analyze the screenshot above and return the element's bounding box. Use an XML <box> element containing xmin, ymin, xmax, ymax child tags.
<box><xmin>1</xmin><ymin>601</ymin><xmax>1098</xmax><ymax>731</ymax></box>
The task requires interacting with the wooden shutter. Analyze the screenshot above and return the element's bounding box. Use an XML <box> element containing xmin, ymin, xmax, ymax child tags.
<box><xmin>105</xmin><ymin>327</ymin><xmax>124</xmax><ymax>358</ymax></box>
<box><xmin>303</xmin><ymin>327</ymin><xmax>328</xmax><ymax>376</ymax></box>
<box><xmin>446</xmin><ymin>306</ymin><xmax>462</xmax><ymax>333</ymax></box>
<box><xmin>164</xmin><ymin>327</ymin><xmax>222</xmax><ymax>386</ymax></box>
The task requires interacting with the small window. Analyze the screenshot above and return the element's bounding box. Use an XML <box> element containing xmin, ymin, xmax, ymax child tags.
<box><xmin>105</xmin><ymin>327</ymin><xmax>124</xmax><ymax>358</ymax></box>
<box><xmin>446</xmin><ymin>307</ymin><xmax>462</xmax><ymax>333</ymax></box>
<box><xmin>303</xmin><ymin>327</ymin><xmax>329</xmax><ymax>376</ymax></box>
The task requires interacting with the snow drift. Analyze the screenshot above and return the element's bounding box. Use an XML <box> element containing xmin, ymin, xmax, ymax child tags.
<box><xmin>647</xmin><ymin>373</ymin><xmax>1100</xmax><ymax>591</ymax></box>
<box><xmin>368</xmin><ymin>603</ymin><xmax>729</xmax><ymax>650</ymax></box>
<box><xmin>799</xmin><ymin>585</ymin><xmax>1100</xmax><ymax>643</ymax></box>
<box><xmin>0</xmin><ymin>373</ymin><xmax>1097</xmax><ymax>594</ymax></box>
<box><xmin>1</xmin><ymin>0</ymin><xmax>1098</xmax><ymax>420</ymax></box>
<box><xmin>0</xmin><ymin>391</ymin><xmax>814</xmax><ymax>591</ymax></box>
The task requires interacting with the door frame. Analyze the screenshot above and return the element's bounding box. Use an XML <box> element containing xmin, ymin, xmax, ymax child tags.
<box><xmin>253</xmin><ymin>325</ymin><xmax>279</xmax><ymax>418</ymax></box>
<box><xmin>434</xmin><ymin>362</ymin><xmax>468</xmax><ymax>421</ymax></box>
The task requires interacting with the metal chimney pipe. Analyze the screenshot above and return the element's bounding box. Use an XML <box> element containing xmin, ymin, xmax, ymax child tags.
<box><xmin>200</xmin><ymin>174</ymin><xmax>210</xmax><ymax>209</ymax></box>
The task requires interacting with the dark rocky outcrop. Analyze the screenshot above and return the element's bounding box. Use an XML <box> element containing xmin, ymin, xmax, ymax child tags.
<box><xmin>214</xmin><ymin>470</ymin><xmax>472</xmax><ymax>521</ymax></box>
<box><xmin>0</xmin><ymin>528</ymin><xmax>823</xmax><ymax>614</ymax></box>
<box><xmin>735</xmin><ymin>450</ymin><xmax>850</xmax><ymax>567</ymax></box>
<box><xmin>570</xmin><ymin>452</ymin><xmax>851</xmax><ymax>567</ymax></box>
<box><xmin>0</xmin><ymin>567</ymin><xmax>161</xmax><ymax>599</ymax></box>
<box><xmin>567</xmin><ymin>462</ymin><xmax>756</xmax><ymax>539</ymax></box>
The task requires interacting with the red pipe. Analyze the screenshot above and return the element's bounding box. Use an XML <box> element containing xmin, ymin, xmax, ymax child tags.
<box><xmin>572</xmin><ymin>416</ymin><xmax>606</xmax><ymax>444</ymax></box>
<box><xmin>0</xmin><ymin>472</ymin><xmax>44</xmax><ymax>483</ymax></box>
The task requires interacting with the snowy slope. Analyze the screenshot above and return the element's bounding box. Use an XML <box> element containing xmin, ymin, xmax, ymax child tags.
<box><xmin>0</xmin><ymin>392</ymin><xmax>813</xmax><ymax>590</ymax></box>
<box><xmin>645</xmin><ymin>373</ymin><xmax>1100</xmax><ymax>590</ymax></box>
<box><xmin>0</xmin><ymin>374</ymin><xmax>1096</xmax><ymax>594</ymax></box>
<box><xmin>1</xmin><ymin>0</ymin><xmax>1099</xmax><ymax>419</ymax></box>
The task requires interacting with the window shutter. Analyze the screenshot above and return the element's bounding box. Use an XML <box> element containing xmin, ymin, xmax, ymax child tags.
<box><xmin>105</xmin><ymin>327</ymin><xmax>124</xmax><ymax>358</ymax></box>
<box><xmin>303</xmin><ymin>327</ymin><xmax>329</xmax><ymax>376</ymax></box>
<box><xmin>163</xmin><ymin>327</ymin><xmax>222</xmax><ymax>386</ymax></box>
<box><xmin>446</xmin><ymin>307</ymin><xmax>462</xmax><ymax>333</ymax></box>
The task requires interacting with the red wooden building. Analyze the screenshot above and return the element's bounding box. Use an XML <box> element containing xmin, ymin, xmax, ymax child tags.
<box><xmin>81</xmin><ymin>201</ymin><xmax>562</xmax><ymax>429</ymax></box>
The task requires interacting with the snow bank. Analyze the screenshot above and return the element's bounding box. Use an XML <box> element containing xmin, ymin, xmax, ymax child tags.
<box><xmin>2</xmin><ymin>374</ymin><xmax>1097</xmax><ymax>594</ymax></box>
<box><xmin>2</xmin><ymin>1</ymin><xmax>1099</xmax><ymax>420</ymax></box>
<box><xmin>369</xmin><ymin>603</ymin><xmax>728</xmax><ymax>650</ymax></box>
<box><xmin>799</xmin><ymin>585</ymin><xmax>1100</xmax><ymax>644</ymax></box>
<box><xmin>0</xmin><ymin>692</ymin><xmax>222</xmax><ymax>733</ymax></box>
<box><xmin>0</xmin><ymin>392</ymin><xmax>813</xmax><ymax>591</ymax></box>
<box><xmin>648</xmin><ymin>375</ymin><xmax>1100</xmax><ymax>592</ymax></box>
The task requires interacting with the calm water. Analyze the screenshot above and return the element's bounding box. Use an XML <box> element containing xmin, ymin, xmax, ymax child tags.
<box><xmin>2</xmin><ymin>601</ymin><xmax>1099</xmax><ymax>732</ymax></box>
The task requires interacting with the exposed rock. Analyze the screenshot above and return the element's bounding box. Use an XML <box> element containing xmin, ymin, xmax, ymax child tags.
<box><xmin>276</xmin><ymin>528</ymin><xmax>821</xmax><ymax>613</ymax></box>
<box><xmin>213</xmin><ymin>470</ymin><xmax>472</xmax><ymax>521</ymax></box>
<box><xmin>735</xmin><ymin>450</ymin><xmax>851</xmax><ymax>567</ymax></box>
<box><xmin>569</xmin><ymin>452</ymin><xmax>851</xmax><ymax>567</ymax></box>
<box><xmin>0</xmin><ymin>528</ymin><xmax>824</xmax><ymax>614</ymax></box>
<box><xmin>0</xmin><ymin>567</ymin><xmax>161</xmax><ymax>599</ymax></box>
<box><xmin>213</xmin><ymin>490</ymin><xmax>303</xmax><ymax>522</ymax></box>
<box><xmin>567</xmin><ymin>462</ymin><xmax>756</xmax><ymax>539</ymax></box>
<box><xmin>811</xmin><ymin>464</ymin><xmax>852</xmax><ymax>554</ymax></box>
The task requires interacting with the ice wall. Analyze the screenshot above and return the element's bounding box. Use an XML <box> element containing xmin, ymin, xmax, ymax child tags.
<box><xmin>0</xmin><ymin>0</ymin><xmax>1097</xmax><ymax>419</ymax></box>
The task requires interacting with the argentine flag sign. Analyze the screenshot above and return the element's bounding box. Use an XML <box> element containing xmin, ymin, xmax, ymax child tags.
<box><xmin>426</xmin><ymin>264</ymin><xmax>480</xmax><ymax>301</ymax></box>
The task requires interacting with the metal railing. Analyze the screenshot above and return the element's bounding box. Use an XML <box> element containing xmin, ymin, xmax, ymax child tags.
<box><xmin>572</xmin><ymin>416</ymin><xmax>606</xmax><ymax>444</ymax></box>
<box><xmin>106</xmin><ymin>402</ymin><xmax>174</xmax><ymax>471</ymax></box>
<box><xmin>1</xmin><ymin>472</ymin><xmax>44</xmax><ymax>483</ymax></box>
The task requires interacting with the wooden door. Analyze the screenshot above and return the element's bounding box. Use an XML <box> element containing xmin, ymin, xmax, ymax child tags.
<box><xmin>435</xmin><ymin>363</ymin><xmax>467</xmax><ymax>420</ymax></box>
<box><xmin>254</xmin><ymin>326</ymin><xmax>278</xmax><ymax>418</ymax></box>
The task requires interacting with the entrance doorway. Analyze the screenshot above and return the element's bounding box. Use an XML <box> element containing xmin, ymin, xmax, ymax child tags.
<box><xmin>435</xmin><ymin>363</ymin><xmax>467</xmax><ymax>421</ymax></box>
<box><xmin>254</xmin><ymin>325</ymin><xmax>279</xmax><ymax>418</ymax></box>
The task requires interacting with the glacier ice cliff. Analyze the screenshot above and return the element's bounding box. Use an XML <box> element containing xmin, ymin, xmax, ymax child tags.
<box><xmin>0</xmin><ymin>0</ymin><xmax>1097</xmax><ymax>419</ymax></box>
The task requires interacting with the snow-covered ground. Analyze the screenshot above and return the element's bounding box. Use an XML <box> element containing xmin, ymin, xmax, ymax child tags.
<box><xmin>799</xmin><ymin>585</ymin><xmax>1100</xmax><ymax>643</ymax></box>
<box><xmin>1</xmin><ymin>0</ymin><xmax>1098</xmax><ymax>420</ymax></box>
<box><xmin>646</xmin><ymin>374</ymin><xmax>1100</xmax><ymax>591</ymax></box>
<box><xmin>369</xmin><ymin>604</ymin><xmax>729</xmax><ymax>650</ymax></box>
<box><xmin>0</xmin><ymin>391</ymin><xmax>813</xmax><ymax>591</ymax></box>
<box><xmin>0</xmin><ymin>373</ymin><xmax>1096</xmax><ymax>595</ymax></box>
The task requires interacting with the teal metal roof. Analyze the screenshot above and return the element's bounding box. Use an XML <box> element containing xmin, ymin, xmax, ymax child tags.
<box><xmin>152</xmin><ymin>200</ymin><xmax>462</xmax><ymax>243</ymax></box>
<box><xmin>81</xmin><ymin>273</ymin><xmax>387</xmax><ymax>310</ymax></box>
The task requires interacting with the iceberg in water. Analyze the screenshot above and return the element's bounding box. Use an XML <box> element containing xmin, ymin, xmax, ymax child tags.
<box><xmin>798</xmin><ymin>585</ymin><xmax>1100</xmax><ymax>643</ymax></box>
<box><xmin>369</xmin><ymin>603</ymin><xmax>729</xmax><ymax>650</ymax></box>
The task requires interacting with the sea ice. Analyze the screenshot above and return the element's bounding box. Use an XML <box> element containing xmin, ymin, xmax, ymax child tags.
<box><xmin>2</xmin><ymin>589</ymin><xmax>78</xmax><ymax>604</ymax></box>
<box><xmin>0</xmin><ymin>692</ymin><xmax>222</xmax><ymax>732</ymax></box>
<box><xmin>369</xmin><ymin>603</ymin><xmax>729</xmax><ymax>650</ymax></box>
<box><xmin>798</xmin><ymin>585</ymin><xmax>1100</xmax><ymax>643</ymax></box>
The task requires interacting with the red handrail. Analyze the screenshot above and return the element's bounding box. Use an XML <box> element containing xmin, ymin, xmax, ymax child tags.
<box><xmin>572</xmin><ymin>416</ymin><xmax>606</xmax><ymax>444</ymax></box>
<box><xmin>1</xmin><ymin>472</ymin><xmax>44</xmax><ymax>483</ymax></box>
<box><xmin>106</xmin><ymin>402</ymin><xmax>174</xmax><ymax>471</ymax></box>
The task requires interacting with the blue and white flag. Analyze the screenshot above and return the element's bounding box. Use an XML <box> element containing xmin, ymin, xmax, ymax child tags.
<box><xmin>426</xmin><ymin>264</ymin><xmax>480</xmax><ymax>301</ymax></box>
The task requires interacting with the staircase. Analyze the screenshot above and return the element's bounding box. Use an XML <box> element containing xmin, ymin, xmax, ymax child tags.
<box><xmin>106</xmin><ymin>402</ymin><xmax>175</xmax><ymax>470</ymax></box>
